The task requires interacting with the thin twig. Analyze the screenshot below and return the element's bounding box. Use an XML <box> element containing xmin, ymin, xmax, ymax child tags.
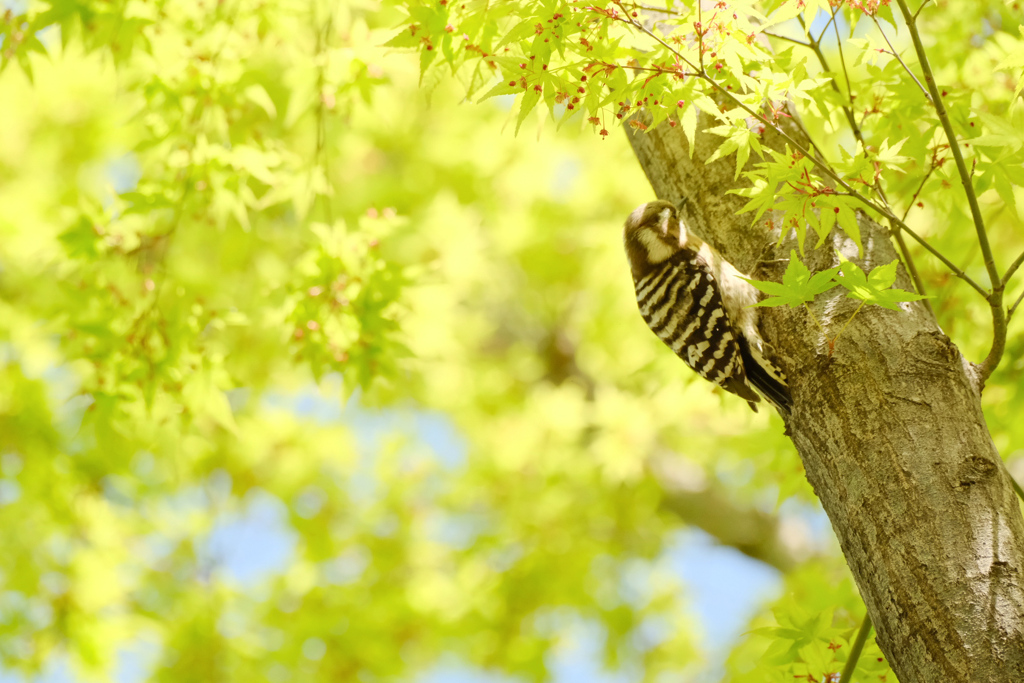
<box><xmin>892</xmin><ymin>229</ymin><xmax>934</xmax><ymax>314</ymax></box>
<box><xmin>895</xmin><ymin>0</ymin><xmax>1002</xmax><ymax>380</ymax></box>
<box><xmin>812</xmin><ymin>10</ymin><xmax>839</xmax><ymax>46</ymax></box>
<box><xmin>1011</xmin><ymin>473</ymin><xmax>1024</xmax><ymax>504</ymax></box>
<box><xmin>1002</xmin><ymin>249</ymin><xmax>1024</xmax><ymax>288</ymax></box>
<box><xmin>628</xmin><ymin>3</ymin><xmax>682</xmax><ymax>15</ymax></box>
<box><xmin>871</xmin><ymin>15</ymin><xmax>931</xmax><ymax>101</ymax></box>
<box><xmin>894</xmin><ymin>0</ymin><xmax>997</xmax><ymax>285</ymax></box>
<box><xmin>796</xmin><ymin>7</ymin><xmax>931</xmax><ymax>311</ymax></box>
<box><xmin>804</xmin><ymin>20</ymin><xmax>865</xmax><ymax>148</ymax></box>
<box><xmin>839</xmin><ymin>613</ymin><xmax>874</xmax><ymax>683</ymax></box>
<box><xmin>804</xmin><ymin>302</ymin><xmax>826</xmax><ymax>334</ymax></box>
<box><xmin>697</xmin><ymin>0</ymin><xmax>704</xmax><ymax>72</ymax></box>
<box><xmin>913</xmin><ymin>0</ymin><xmax>933</xmax><ymax>20</ymax></box>
<box><xmin>614</xmin><ymin>62</ymin><xmax>700</xmax><ymax>77</ymax></box>
<box><xmin>900</xmin><ymin>165</ymin><xmax>936</xmax><ymax>222</ymax></box>
<box><xmin>830</xmin><ymin>5</ymin><xmax>855</xmax><ymax>115</ymax></box>
<box><xmin>832</xmin><ymin>6</ymin><xmax>931</xmax><ymax>310</ymax></box>
<box><xmin>897</xmin><ymin>223</ymin><xmax>984</xmax><ymax>293</ymax></box>
<box><xmin>892</xmin><ymin>162</ymin><xmax>937</xmax><ymax>314</ymax></box>
<box><xmin>1009</xmin><ymin>288</ymin><xmax>1024</xmax><ymax>320</ymax></box>
<box><xmin>832</xmin><ymin>299</ymin><xmax>867</xmax><ymax>352</ymax></box>
<box><xmin>617</xmin><ymin>12</ymin><xmax>989</xmax><ymax>299</ymax></box>
<box><xmin>762</xmin><ymin>30</ymin><xmax>812</xmax><ymax>49</ymax></box>
<box><xmin>787</xmin><ymin>109</ymin><xmax>829</xmax><ymax>162</ymax></box>
<box><xmin>931</xmin><ymin>244</ymin><xmax>978</xmax><ymax>318</ymax></box>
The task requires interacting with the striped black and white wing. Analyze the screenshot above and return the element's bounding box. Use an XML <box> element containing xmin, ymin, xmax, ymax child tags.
<box><xmin>633</xmin><ymin>250</ymin><xmax>763</xmax><ymax>407</ymax></box>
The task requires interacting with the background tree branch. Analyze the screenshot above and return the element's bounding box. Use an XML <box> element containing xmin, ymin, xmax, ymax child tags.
<box><xmin>540</xmin><ymin>326</ymin><xmax>811</xmax><ymax>572</ymax></box>
<box><xmin>651</xmin><ymin>457</ymin><xmax>814</xmax><ymax>572</ymax></box>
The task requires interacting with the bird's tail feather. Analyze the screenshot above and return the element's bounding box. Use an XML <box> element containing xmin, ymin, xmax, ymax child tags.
<box><xmin>738</xmin><ymin>338</ymin><xmax>791</xmax><ymax>415</ymax></box>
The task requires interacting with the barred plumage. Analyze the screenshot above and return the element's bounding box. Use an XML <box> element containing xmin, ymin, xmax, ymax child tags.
<box><xmin>623</xmin><ymin>200</ymin><xmax>791</xmax><ymax>414</ymax></box>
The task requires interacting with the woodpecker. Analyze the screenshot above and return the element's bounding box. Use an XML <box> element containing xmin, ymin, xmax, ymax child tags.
<box><xmin>623</xmin><ymin>200</ymin><xmax>791</xmax><ymax>414</ymax></box>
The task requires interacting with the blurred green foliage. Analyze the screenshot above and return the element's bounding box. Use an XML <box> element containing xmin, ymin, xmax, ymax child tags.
<box><xmin>0</xmin><ymin>0</ymin><xmax>1021</xmax><ymax>681</ymax></box>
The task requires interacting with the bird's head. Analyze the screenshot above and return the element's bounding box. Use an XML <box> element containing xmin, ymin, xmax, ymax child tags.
<box><xmin>623</xmin><ymin>200</ymin><xmax>684</xmax><ymax>277</ymax></box>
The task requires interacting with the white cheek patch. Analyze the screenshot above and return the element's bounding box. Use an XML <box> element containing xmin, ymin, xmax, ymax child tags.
<box><xmin>639</xmin><ymin>228</ymin><xmax>675</xmax><ymax>264</ymax></box>
<box><xmin>659</xmin><ymin>208</ymin><xmax>686</xmax><ymax>248</ymax></box>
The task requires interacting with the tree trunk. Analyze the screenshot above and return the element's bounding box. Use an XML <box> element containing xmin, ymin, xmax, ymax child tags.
<box><xmin>625</xmin><ymin>115</ymin><xmax>1024</xmax><ymax>682</ymax></box>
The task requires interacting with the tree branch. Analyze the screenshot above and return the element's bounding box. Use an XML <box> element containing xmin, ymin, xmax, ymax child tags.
<box><xmin>901</xmin><ymin>164</ymin><xmax>936</xmax><ymax>222</ymax></box>
<box><xmin>777</xmin><ymin>11</ymin><xmax>934</xmax><ymax>313</ymax></box>
<box><xmin>893</xmin><ymin>0</ymin><xmax>1005</xmax><ymax>381</ymax></box>
<box><xmin>1003</xmin><ymin>249</ymin><xmax>1024</xmax><ymax>288</ymax></box>
<box><xmin>804</xmin><ymin>10</ymin><xmax>837</xmax><ymax>47</ymax></box>
<box><xmin>871</xmin><ymin>15</ymin><xmax>931</xmax><ymax>101</ymax></box>
<box><xmin>651</xmin><ymin>457</ymin><xmax>812</xmax><ymax>572</ymax></box>
<box><xmin>762</xmin><ymin>30</ymin><xmax>812</xmax><ymax>49</ymax></box>
<box><xmin>839</xmin><ymin>613</ymin><xmax>874</xmax><ymax>683</ymax></box>
<box><xmin>1011</xmin><ymin>288</ymin><xmax>1024</xmax><ymax>321</ymax></box>
<box><xmin>795</xmin><ymin>14</ymin><xmax>866</xmax><ymax>150</ymax></box>
<box><xmin>615</xmin><ymin>12</ymin><xmax>988</xmax><ymax>300</ymax></box>
<box><xmin>828</xmin><ymin>6</ymin><xmax>856</xmax><ymax>129</ymax></box>
<box><xmin>891</xmin><ymin>229</ymin><xmax>932</xmax><ymax>310</ymax></box>
<box><xmin>538</xmin><ymin>327</ymin><xmax>807</xmax><ymax>570</ymax></box>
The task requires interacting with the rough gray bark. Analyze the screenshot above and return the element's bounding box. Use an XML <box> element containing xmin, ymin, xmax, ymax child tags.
<box><xmin>626</xmin><ymin>115</ymin><xmax>1024</xmax><ymax>682</ymax></box>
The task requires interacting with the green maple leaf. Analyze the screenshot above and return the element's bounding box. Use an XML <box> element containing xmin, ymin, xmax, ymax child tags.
<box><xmin>743</xmin><ymin>251</ymin><xmax>840</xmax><ymax>308</ymax></box>
<box><xmin>873</xmin><ymin>138</ymin><xmax>911</xmax><ymax>170</ymax></box>
<box><xmin>835</xmin><ymin>255</ymin><xmax>928</xmax><ymax>311</ymax></box>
